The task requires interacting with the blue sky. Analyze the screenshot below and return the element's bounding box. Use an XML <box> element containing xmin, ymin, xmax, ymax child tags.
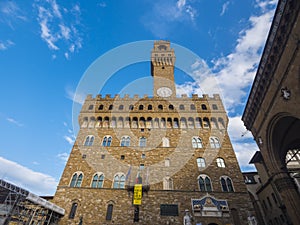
<box><xmin>0</xmin><ymin>0</ymin><xmax>278</xmax><ymax>195</ymax></box>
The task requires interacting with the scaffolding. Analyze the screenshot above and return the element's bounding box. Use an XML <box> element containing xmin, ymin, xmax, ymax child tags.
<box><xmin>0</xmin><ymin>179</ymin><xmax>64</xmax><ymax>225</ymax></box>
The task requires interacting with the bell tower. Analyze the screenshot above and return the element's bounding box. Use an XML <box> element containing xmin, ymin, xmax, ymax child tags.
<box><xmin>151</xmin><ymin>40</ymin><xmax>176</xmax><ymax>98</ymax></box>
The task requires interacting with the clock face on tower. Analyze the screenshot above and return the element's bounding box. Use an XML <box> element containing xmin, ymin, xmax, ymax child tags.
<box><xmin>157</xmin><ymin>87</ymin><xmax>172</xmax><ymax>97</ymax></box>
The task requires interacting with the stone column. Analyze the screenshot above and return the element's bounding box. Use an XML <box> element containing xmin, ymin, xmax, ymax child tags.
<box><xmin>273</xmin><ymin>172</ymin><xmax>300</xmax><ymax>225</ymax></box>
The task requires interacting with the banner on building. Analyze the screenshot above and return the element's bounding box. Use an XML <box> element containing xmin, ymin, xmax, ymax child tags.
<box><xmin>133</xmin><ymin>184</ymin><xmax>142</xmax><ymax>205</ymax></box>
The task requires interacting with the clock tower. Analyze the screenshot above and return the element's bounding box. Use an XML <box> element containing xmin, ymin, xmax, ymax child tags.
<box><xmin>151</xmin><ymin>40</ymin><xmax>176</xmax><ymax>98</ymax></box>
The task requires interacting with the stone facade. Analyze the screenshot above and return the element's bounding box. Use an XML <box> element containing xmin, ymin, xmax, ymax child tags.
<box><xmin>53</xmin><ymin>41</ymin><xmax>254</xmax><ymax>225</ymax></box>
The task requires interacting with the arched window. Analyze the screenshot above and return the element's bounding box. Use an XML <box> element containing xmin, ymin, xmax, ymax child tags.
<box><xmin>160</xmin><ymin>118</ymin><xmax>166</xmax><ymax>128</ymax></box>
<box><xmin>139</xmin><ymin>117</ymin><xmax>146</xmax><ymax>128</ymax></box>
<box><xmin>132</xmin><ymin>117</ymin><xmax>138</xmax><ymax>128</ymax></box>
<box><xmin>70</xmin><ymin>172</ymin><xmax>83</xmax><ymax>187</ymax></box>
<box><xmin>148</xmin><ymin>105</ymin><xmax>153</xmax><ymax>110</ymax></box>
<box><xmin>173</xmin><ymin>118</ymin><xmax>179</xmax><ymax>128</ymax></box>
<box><xmin>190</xmin><ymin>104</ymin><xmax>196</xmax><ymax>110</ymax></box>
<box><xmin>84</xmin><ymin>135</ymin><xmax>94</xmax><ymax>146</ymax></box>
<box><xmin>154</xmin><ymin>118</ymin><xmax>159</xmax><ymax>128</ymax></box>
<box><xmin>91</xmin><ymin>173</ymin><xmax>104</xmax><ymax>188</ymax></box>
<box><xmin>89</xmin><ymin>117</ymin><xmax>96</xmax><ymax>128</ymax></box>
<box><xmin>167</xmin><ymin>118</ymin><xmax>172</xmax><ymax>128</ymax></box>
<box><xmin>96</xmin><ymin>117</ymin><xmax>102</xmax><ymax>127</ymax></box>
<box><xmin>124</xmin><ymin>117</ymin><xmax>130</xmax><ymax>128</ymax></box>
<box><xmin>198</xmin><ymin>175</ymin><xmax>212</xmax><ymax>192</ymax></box>
<box><xmin>120</xmin><ymin>136</ymin><xmax>130</xmax><ymax>147</ymax></box>
<box><xmin>158</xmin><ymin>104</ymin><xmax>163</xmax><ymax>110</ymax></box>
<box><xmin>188</xmin><ymin>117</ymin><xmax>194</xmax><ymax>128</ymax></box>
<box><xmin>192</xmin><ymin>137</ymin><xmax>203</xmax><ymax>148</ymax></box>
<box><xmin>179</xmin><ymin>104</ymin><xmax>185</xmax><ymax>110</ymax></box>
<box><xmin>110</xmin><ymin>117</ymin><xmax>116</xmax><ymax>128</ymax></box>
<box><xmin>98</xmin><ymin>104</ymin><xmax>104</xmax><ymax>110</ymax></box>
<box><xmin>162</xmin><ymin>137</ymin><xmax>170</xmax><ymax>147</ymax></box>
<box><xmin>139</xmin><ymin>137</ymin><xmax>146</xmax><ymax>147</ymax></box>
<box><xmin>180</xmin><ymin>118</ymin><xmax>187</xmax><ymax>128</ymax></box>
<box><xmin>218</xmin><ymin>118</ymin><xmax>225</xmax><ymax>129</ymax></box>
<box><xmin>103</xmin><ymin>117</ymin><xmax>109</xmax><ymax>128</ymax></box>
<box><xmin>201</xmin><ymin>104</ymin><xmax>207</xmax><ymax>110</ymax></box>
<box><xmin>203</xmin><ymin>117</ymin><xmax>210</xmax><ymax>128</ymax></box>
<box><xmin>118</xmin><ymin>105</ymin><xmax>124</xmax><ymax>110</ymax></box>
<box><xmin>69</xmin><ymin>202</ymin><xmax>78</xmax><ymax>219</ymax></box>
<box><xmin>146</xmin><ymin>117</ymin><xmax>153</xmax><ymax>128</ymax></box>
<box><xmin>106</xmin><ymin>204</ymin><xmax>113</xmax><ymax>221</ymax></box>
<box><xmin>210</xmin><ymin>137</ymin><xmax>220</xmax><ymax>148</ymax></box>
<box><xmin>102</xmin><ymin>136</ymin><xmax>112</xmax><ymax>147</ymax></box>
<box><xmin>211</xmin><ymin>117</ymin><xmax>218</xmax><ymax>129</ymax></box>
<box><xmin>139</xmin><ymin>105</ymin><xmax>144</xmax><ymax>110</ymax></box>
<box><xmin>129</xmin><ymin>105</ymin><xmax>134</xmax><ymax>110</ymax></box>
<box><xmin>212</xmin><ymin>104</ymin><xmax>218</xmax><ymax>110</ymax></box>
<box><xmin>169</xmin><ymin>104</ymin><xmax>174</xmax><ymax>110</ymax></box>
<box><xmin>195</xmin><ymin>117</ymin><xmax>201</xmax><ymax>128</ymax></box>
<box><xmin>108</xmin><ymin>104</ymin><xmax>113</xmax><ymax>110</ymax></box>
<box><xmin>216</xmin><ymin>158</ymin><xmax>226</xmax><ymax>168</ymax></box>
<box><xmin>220</xmin><ymin>176</ymin><xmax>234</xmax><ymax>192</ymax></box>
<box><xmin>117</xmin><ymin>117</ymin><xmax>124</xmax><ymax>128</ymax></box>
<box><xmin>88</xmin><ymin>105</ymin><xmax>94</xmax><ymax>110</ymax></box>
<box><xmin>81</xmin><ymin>117</ymin><xmax>88</xmax><ymax>128</ymax></box>
<box><xmin>163</xmin><ymin>177</ymin><xmax>173</xmax><ymax>190</ymax></box>
<box><xmin>196</xmin><ymin>157</ymin><xmax>206</xmax><ymax>168</ymax></box>
<box><xmin>113</xmin><ymin>174</ymin><xmax>125</xmax><ymax>189</ymax></box>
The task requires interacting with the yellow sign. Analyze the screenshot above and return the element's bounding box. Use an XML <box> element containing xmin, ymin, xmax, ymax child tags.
<box><xmin>133</xmin><ymin>184</ymin><xmax>142</xmax><ymax>205</ymax></box>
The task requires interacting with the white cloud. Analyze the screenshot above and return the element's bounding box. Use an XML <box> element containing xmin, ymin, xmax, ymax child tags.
<box><xmin>35</xmin><ymin>0</ymin><xmax>83</xmax><ymax>57</ymax></box>
<box><xmin>0</xmin><ymin>40</ymin><xmax>14</xmax><ymax>50</ymax></box>
<box><xmin>49</xmin><ymin>0</ymin><xmax>62</xmax><ymax>19</ymax></box>
<box><xmin>220</xmin><ymin>1</ymin><xmax>230</xmax><ymax>16</ymax></box>
<box><xmin>65</xmin><ymin>86</ymin><xmax>86</xmax><ymax>105</ymax></box>
<box><xmin>0</xmin><ymin>156</ymin><xmax>57</xmax><ymax>195</ymax></box>
<box><xmin>0</xmin><ymin>1</ymin><xmax>27</xmax><ymax>27</ymax></box>
<box><xmin>97</xmin><ymin>2</ymin><xmax>107</xmax><ymax>8</ymax></box>
<box><xmin>228</xmin><ymin>116</ymin><xmax>254</xmax><ymax>141</ymax></box>
<box><xmin>57</xmin><ymin>152</ymin><xmax>69</xmax><ymax>163</ymax></box>
<box><xmin>177</xmin><ymin>0</ymin><xmax>277</xmax><ymax>113</ymax></box>
<box><xmin>64</xmin><ymin>135</ymin><xmax>74</xmax><ymax>145</ymax></box>
<box><xmin>62</xmin><ymin>121</ymin><xmax>76</xmax><ymax>145</ymax></box>
<box><xmin>232</xmin><ymin>142</ymin><xmax>258</xmax><ymax>171</ymax></box>
<box><xmin>59</xmin><ymin>24</ymin><xmax>71</xmax><ymax>39</ymax></box>
<box><xmin>6</xmin><ymin>117</ymin><xmax>23</xmax><ymax>127</ymax></box>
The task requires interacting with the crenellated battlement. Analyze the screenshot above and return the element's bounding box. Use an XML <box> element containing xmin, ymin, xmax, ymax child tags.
<box><xmin>85</xmin><ymin>93</ymin><xmax>221</xmax><ymax>102</ymax></box>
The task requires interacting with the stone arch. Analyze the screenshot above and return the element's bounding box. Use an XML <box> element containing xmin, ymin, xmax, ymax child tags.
<box><xmin>210</xmin><ymin>117</ymin><xmax>218</xmax><ymax>129</ymax></box>
<box><xmin>267</xmin><ymin>113</ymin><xmax>300</xmax><ymax>170</ymax></box>
<box><xmin>146</xmin><ymin>117</ymin><xmax>153</xmax><ymax>128</ymax></box>
<box><xmin>132</xmin><ymin>117</ymin><xmax>138</xmax><ymax>128</ymax></box>
<box><xmin>167</xmin><ymin>118</ymin><xmax>172</xmax><ymax>128</ymax></box>
<box><xmin>139</xmin><ymin>117</ymin><xmax>146</xmax><ymax>128</ymax></box>
<box><xmin>124</xmin><ymin>117</ymin><xmax>130</xmax><ymax>128</ymax></box>
<box><xmin>103</xmin><ymin>117</ymin><xmax>109</xmax><ymax>128</ymax></box>
<box><xmin>95</xmin><ymin>117</ymin><xmax>102</xmax><ymax>128</ymax></box>
<box><xmin>266</xmin><ymin>113</ymin><xmax>300</xmax><ymax>223</ymax></box>
<box><xmin>117</xmin><ymin>117</ymin><xmax>123</xmax><ymax>128</ymax></box>
<box><xmin>153</xmin><ymin>118</ymin><xmax>159</xmax><ymax>128</ymax></box>
<box><xmin>218</xmin><ymin>117</ymin><xmax>225</xmax><ymax>129</ymax></box>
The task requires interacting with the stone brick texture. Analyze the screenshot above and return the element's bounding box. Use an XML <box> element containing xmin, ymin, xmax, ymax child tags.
<box><xmin>52</xmin><ymin>94</ymin><xmax>254</xmax><ymax>225</ymax></box>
